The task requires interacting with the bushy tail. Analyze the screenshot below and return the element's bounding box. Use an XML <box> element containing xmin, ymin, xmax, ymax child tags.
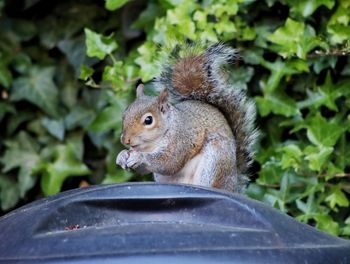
<box><xmin>155</xmin><ymin>43</ymin><xmax>258</xmax><ymax>177</ymax></box>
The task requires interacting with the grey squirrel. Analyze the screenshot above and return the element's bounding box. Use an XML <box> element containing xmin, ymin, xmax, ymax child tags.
<box><xmin>116</xmin><ymin>43</ymin><xmax>258</xmax><ymax>192</ymax></box>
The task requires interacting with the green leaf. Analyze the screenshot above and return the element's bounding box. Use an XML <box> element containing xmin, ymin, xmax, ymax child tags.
<box><xmin>296</xmin><ymin>71</ymin><xmax>350</xmax><ymax>112</ymax></box>
<box><xmin>1</xmin><ymin>134</ymin><xmax>39</xmax><ymax>173</ymax></box>
<box><xmin>314</xmin><ymin>214</ymin><xmax>339</xmax><ymax>236</ymax></box>
<box><xmin>311</xmin><ymin>75</ymin><xmax>350</xmax><ymax>111</ymax></box>
<box><xmin>304</xmin><ymin>145</ymin><xmax>333</xmax><ymax>171</ymax></box>
<box><xmin>0</xmin><ymin>102</ymin><xmax>15</xmax><ymax>121</ymax></box>
<box><xmin>135</xmin><ymin>42</ymin><xmax>162</xmax><ymax>81</ymax></box>
<box><xmin>79</xmin><ymin>64</ymin><xmax>94</xmax><ymax>81</ymax></box>
<box><xmin>289</xmin><ymin>0</ymin><xmax>335</xmax><ymax>17</ymax></box>
<box><xmin>327</xmin><ymin>0</ymin><xmax>350</xmax><ymax>45</ymax></box>
<box><xmin>60</xmin><ymin>80</ymin><xmax>79</xmax><ymax>110</ymax></box>
<box><xmin>0</xmin><ymin>175</ymin><xmax>20</xmax><ymax>211</ymax></box>
<box><xmin>6</xmin><ymin>111</ymin><xmax>34</xmax><ymax>135</ymax></box>
<box><xmin>228</xmin><ymin>67</ymin><xmax>254</xmax><ymax>90</ymax></box>
<box><xmin>41</xmin><ymin>143</ymin><xmax>91</xmax><ymax>196</ymax></box>
<box><xmin>89</xmin><ymin>104</ymin><xmax>123</xmax><ymax>132</ymax></box>
<box><xmin>103</xmin><ymin>170</ymin><xmax>133</xmax><ymax>184</ymax></box>
<box><xmin>312</xmin><ymin>56</ymin><xmax>337</xmax><ymax>74</ymax></box>
<box><xmin>246</xmin><ymin>183</ymin><xmax>266</xmax><ymax>200</ymax></box>
<box><xmin>105</xmin><ymin>0</ymin><xmax>129</xmax><ymax>11</ymax></box>
<box><xmin>41</xmin><ymin>117</ymin><xmax>65</xmax><ymax>141</ymax></box>
<box><xmin>102</xmin><ymin>61</ymin><xmax>124</xmax><ymax>86</ymax></box>
<box><xmin>0</xmin><ymin>61</ymin><xmax>12</xmax><ymax>88</ymax></box>
<box><xmin>12</xmin><ymin>53</ymin><xmax>32</xmax><ymax>74</ymax></box>
<box><xmin>132</xmin><ymin>2</ymin><xmax>164</xmax><ymax>31</ymax></box>
<box><xmin>260</xmin><ymin>59</ymin><xmax>309</xmax><ymax>93</ymax></box>
<box><xmin>0</xmin><ymin>132</ymin><xmax>40</xmax><ymax>197</ymax></box>
<box><xmin>268</xmin><ymin>18</ymin><xmax>305</xmax><ymax>58</ymax></box>
<box><xmin>298</xmin><ymin>72</ymin><xmax>350</xmax><ymax>111</ymax></box>
<box><xmin>296</xmin><ymin>191</ymin><xmax>318</xmax><ymax>215</ymax></box>
<box><xmin>256</xmin><ymin>91</ymin><xmax>300</xmax><ymax>117</ymax></box>
<box><xmin>64</xmin><ymin>104</ymin><xmax>96</xmax><ymax>130</ymax></box>
<box><xmin>58</xmin><ymin>38</ymin><xmax>88</xmax><ymax>78</ymax></box>
<box><xmin>84</xmin><ymin>28</ymin><xmax>118</xmax><ymax>60</ymax></box>
<box><xmin>325</xmin><ymin>186</ymin><xmax>349</xmax><ymax>209</ymax></box>
<box><xmin>268</xmin><ymin>19</ymin><xmax>323</xmax><ymax>58</ymax></box>
<box><xmin>258</xmin><ymin>159</ymin><xmax>283</xmax><ymax>185</ymax></box>
<box><xmin>306</xmin><ymin>113</ymin><xmax>344</xmax><ymax>147</ymax></box>
<box><xmin>165</xmin><ymin>2</ymin><xmax>197</xmax><ymax>39</ymax></box>
<box><xmin>10</xmin><ymin>67</ymin><xmax>60</xmax><ymax>117</ymax></box>
<box><xmin>280</xmin><ymin>144</ymin><xmax>302</xmax><ymax>170</ymax></box>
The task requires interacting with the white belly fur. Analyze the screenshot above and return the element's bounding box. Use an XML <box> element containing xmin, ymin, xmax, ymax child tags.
<box><xmin>154</xmin><ymin>152</ymin><xmax>205</xmax><ymax>185</ymax></box>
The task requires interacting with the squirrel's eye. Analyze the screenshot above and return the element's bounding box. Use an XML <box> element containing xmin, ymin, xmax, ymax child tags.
<box><xmin>144</xmin><ymin>116</ymin><xmax>153</xmax><ymax>125</ymax></box>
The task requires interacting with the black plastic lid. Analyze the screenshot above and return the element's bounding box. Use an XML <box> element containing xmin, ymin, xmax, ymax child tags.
<box><xmin>0</xmin><ymin>183</ymin><xmax>349</xmax><ymax>263</ymax></box>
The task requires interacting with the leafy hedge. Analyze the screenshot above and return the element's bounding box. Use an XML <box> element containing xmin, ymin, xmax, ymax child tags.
<box><xmin>1</xmin><ymin>0</ymin><xmax>350</xmax><ymax>237</ymax></box>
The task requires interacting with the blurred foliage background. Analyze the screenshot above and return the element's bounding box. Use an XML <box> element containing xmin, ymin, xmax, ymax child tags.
<box><xmin>0</xmin><ymin>0</ymin><xmax>350</xmax><ymax>237</ymax></box>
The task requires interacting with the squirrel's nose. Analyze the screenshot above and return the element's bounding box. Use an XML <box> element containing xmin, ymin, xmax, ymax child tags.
<box><xmin>120</xmin><ymin>133</ymin><xmax>130</xmax><ymax>145</ymax></box>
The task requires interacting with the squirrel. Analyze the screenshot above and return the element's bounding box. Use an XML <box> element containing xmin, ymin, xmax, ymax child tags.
<box><xmin>116</xmin><ymin>43</ymin><xmax>258</xmax><ymax>193</ymax></box>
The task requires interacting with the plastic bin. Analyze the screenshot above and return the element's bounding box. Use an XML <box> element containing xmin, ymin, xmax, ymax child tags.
<box><xmin>0</xmin><ymin>183</ymin><xmax>349</xmax><ymax>263</ymax></box>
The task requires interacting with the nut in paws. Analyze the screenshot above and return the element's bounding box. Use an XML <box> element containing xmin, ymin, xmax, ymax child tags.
<box><xmin>116</xmin><ymin>150</ymin><xmax>130</xmax><ymax>169</ymax></box>
<box><xmin>126</xmin><ymin>151</ymin><xmax>143</xmax><ymax>169</ymax></box>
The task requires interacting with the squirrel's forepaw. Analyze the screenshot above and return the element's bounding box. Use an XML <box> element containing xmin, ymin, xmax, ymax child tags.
<box><xmin>116</xmin><ymin>150</ymin><xmax>130</xmax><ymax>169</ymax></box>
<box><xmin>126</xmin><ymin>151</ymin><xmax>143</xmax><ymax>169</ymax></box>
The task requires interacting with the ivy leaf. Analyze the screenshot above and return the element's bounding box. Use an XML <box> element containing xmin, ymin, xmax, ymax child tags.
<box><xmin>306</xmin><ymin>113</ymin><xmax>344</xmax><ymax>147</ymax></box>
<box><xmin>0</xmin><ymin>102</ymin><xmax>15</xmax><ymax>121</ymax></box>
<box><xmin>327</xmin><ymin>24</ymin><xmax>350</xmax><ymax>45</ymax></box>
<box><xmin>79</xmin><ymin>65</ymin><xmax>94</xmax><ymax>81</ymax></box>
<box><xmin>289</xmin><ymin>0</ymin><xmax>335</xmax><ymax>17</ymax></box>
<box><xmin>133</xmin><ymin>3</ymin><xmax>164</xmax><ymax>31</ymax></box>
<box><xmin>297</xmin><ymin>73</ymin><xmax>349</xmax><ymax>111</ymax></box>
<box><xmin>84</xmin><ymin>28</ymin><xmax>118</xmax><ymax>60</ymax></box>
<box><xmin>136</xmin><ymin>42</ymin><xmax>161</xmax><ymax>81</ymax></box>
<box><xmin>0</xmin><ymin>175</ymin><xmax>20</xmax><ymax>211</ymax></box>
<box><xmin>268</xmin><ymin>19</ymin><xmax>323</xmax><ymax>58</ymax></box>
<box><xmin>304</xmin><ymin>145</ymin><xmax>333</xmax><ymax>171</ymax></box>
<box><xmin>261</xmin><ymin>59</ymin><xmax>309</xmax><ymax>93</ymax></box>
<box><xmin>258</xmin><ymin>159</ymin><xmax>283</xmax><ymax>185</ymax></box>
<box><xmin>314</xmin><ymin>214</ymin><xmax>339</xmax><ymax>236</ymax></box>
<box><xmin>0</xmin><ymin>132</ymin><xmax>40</xmax><ymax>198</ymax></box>
<box><xmin>296</xmin><ymin>191</ymin><xmax>318</xmax><ymax>215</ymax></box>
<box><xmin>312</xmin><ymin>56</ymin><xmax>338</xmax><ymax>74</ymax></box>
<box><xmin>166</xmin><ymin>2</ymin><xmax>196</xmax><ymax>40</ymax></box>
<box><xmin>341</xmin><ymin>217</ymin><xmax>350</xmax><ymax>236</ymax></box>
<box><xmin>41</xmin><ymin>143</ymin><xmax>91</xmax><ymax>196</ymax></box>
<box><xmin>0</xmin><ymin>61</ymin><xmax>12</xmax><ymax>88</ymax></box>
<box><xmin>41</xmin><ymin>117</ymin><xmax>65</xmax><ymax>141</ymax></box>
<box><xmin>89</xmin><ymin>104</ymin><xmax>123</xmax><ymax>132</ymax></box>
<box><xmin>327</xmin><ymin>1</ymin><xmax>350</xmax><ymax>45</ymax></box>
<box><xmin>64</xmin><ymin>104</ymin><xmax>96</xmax><ymax>130</ymax></box>
<box><xmin>10</xmin><ymin>66</ymin><xmax>60</xmax><ymax>117</ymax></box>
<box><xmin>102</xmin><ymin>61</ymin><xmax>124</xmax><ymax>87</ymax></box>
<box><xmin>228</xmin><ymin>67</ymin><xmax>254</xmax><ymax>90</ymax></box>
<box><xmin>58</xmin><ymin>38</ymin><xmax>89</xmax><ymax>78</ymax></box>
<box><xmin>256</xmin><ymin>91</ymin><xmax>300</xmax><ymax>117</ymax></box>
<box><xmin>325</xmin><ymin>186</ymin><xmax>349</xmax><ymax>209</ymax></box>
<box><xmin>105</xmin><ymin>0</ymin><xmax>129</xmax><ymax>11</ymax></box>
<box><xmin>280</xmin><ymin>144</ymin><xmax>302</xmax><ymax>170</ymax></box>
<box><xmin>6</xmin><ymin>111</ymin><xmax>34</xmax><ymax>135</ymax></box>
<box><xmin>12</xmin><ymin>53</ymin><xmax>32</xmax><ymax>75</ymax></box>
<box><xmin>268</xmin><ymin>18</ymin><xmax>305</xmax><ymax>58</ymax></box>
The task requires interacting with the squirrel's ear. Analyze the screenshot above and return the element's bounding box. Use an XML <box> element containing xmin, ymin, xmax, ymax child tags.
<box><xmin>157</xmin><ymin>89</ymin><xmax>169</xmax><ymax>113</ymax></box>
<box><xmin>136</xmin><ymin>84</ymin><xmax>145</xmax><ymax>98</ymax></box>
